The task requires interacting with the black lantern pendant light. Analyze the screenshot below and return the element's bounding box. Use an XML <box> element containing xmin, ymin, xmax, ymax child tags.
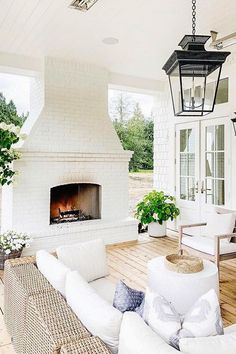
<box><xmin>162</xmin><ymin>0</ymin><xmax>230</xmax><ymax>116</ymax></box>
<box><xmin>232</xmin><ymin>114</ymin><xmax>236</xmax><ymax>136</ymax></box>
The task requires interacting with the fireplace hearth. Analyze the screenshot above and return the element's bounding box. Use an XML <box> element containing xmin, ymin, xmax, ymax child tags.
<box><xmin>50</xmin><ymin>183</ymin><xmax>100</xmax><ymax>225</ymax></box>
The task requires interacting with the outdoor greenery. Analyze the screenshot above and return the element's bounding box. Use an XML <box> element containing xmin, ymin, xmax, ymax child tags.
<box><xmin>0</xmin><ymin>93</ymin><xmax>27</xmax><ymax>186</ymax></box>
<box><xmin>0</xmin><ymin>93</ymin><xmax>28</xmax><ymax>127</ymax></box>
<box><xmin>135</xmin><ymin>190</ymin><xmax>180</xmax><ymax>225</ymax></box>
<box><xmin>110</xmin><ymin>93</ymin><xmax>154</xmax><ymax>172</ymax></box>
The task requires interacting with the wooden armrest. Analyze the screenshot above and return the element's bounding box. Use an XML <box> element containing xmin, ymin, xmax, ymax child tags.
<box><xmin>215</xmin><ymin>233</ymin><xmax>236</xmax><ymax>240</ymax></box>
<box><xmin>178</xmin><ymin>223</ymin><xmax>207</xmax><ymax>252</ymax></box>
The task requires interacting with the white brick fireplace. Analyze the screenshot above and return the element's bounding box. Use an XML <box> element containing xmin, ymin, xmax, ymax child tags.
<box><xmin>1</xmin><ymin>58</ymin><xmax>138</xmax><ymax>254</ymax></box>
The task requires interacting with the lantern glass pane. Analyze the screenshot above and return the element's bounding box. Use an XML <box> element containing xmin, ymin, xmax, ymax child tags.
<box><xmin>178</xmin><ymin>63</ymin><xmax>221</xmax><ymax>115</ymax></box>
<box><xmin>204</xmin><ymin>66</ymin><xmax>221</xmax><ymax>111</ymax></box>
<box><xmin>169</xmin><ymin>65</ymin><xmax>182</xmax><ymax>115</ymax></box>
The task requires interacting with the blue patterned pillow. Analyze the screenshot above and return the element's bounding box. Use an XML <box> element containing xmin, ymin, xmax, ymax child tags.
<box><xmin>113</xmin><ymin>280</ymin><xmax>145</xmax><ymax>313</ymax></box>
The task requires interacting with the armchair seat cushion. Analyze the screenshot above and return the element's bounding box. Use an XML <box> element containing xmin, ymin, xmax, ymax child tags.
<box><xmin>182</xmin><ymin>236</ymin><xmax>236</xmax><ymax>256</ymax></box>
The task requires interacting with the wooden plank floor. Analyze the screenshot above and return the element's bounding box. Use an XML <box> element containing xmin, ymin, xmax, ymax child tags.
<box><xmin>0</xmin><ymin>235</ymin><xmax>236</xmax><ymax>353</ymax></box>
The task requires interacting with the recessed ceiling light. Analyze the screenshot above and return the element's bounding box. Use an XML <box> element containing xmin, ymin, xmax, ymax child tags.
<box><xmin>102</xmin><ymin>37</ymin><xmax>119</xmax><ymax>45</ymax></box>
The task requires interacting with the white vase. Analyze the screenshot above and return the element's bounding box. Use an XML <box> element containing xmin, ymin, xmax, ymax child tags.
<box><xmin>148</xmin><ymin>221</ymin><xmax>166</xmax><ymax>238</ymax></box>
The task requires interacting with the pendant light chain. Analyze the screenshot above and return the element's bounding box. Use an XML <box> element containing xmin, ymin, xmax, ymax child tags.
<box><xmin>192</xmin><ymin>0</ymin><xmax>196</xmax><ymax>41</ymax></box>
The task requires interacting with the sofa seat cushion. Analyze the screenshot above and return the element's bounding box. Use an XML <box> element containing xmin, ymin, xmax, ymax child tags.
<box><xmin>66</xmin><ymin>271</ymin><xmax>122</xmax><ymax>354</ymax></box>
<box><xmin>179</xmin><ymin>332</ymin><xmax>236</xmax><ymax>354</ymax></box>
<box><xmin>90</xmin><ymin>278</ymin><xmax>116</xmax><ymax>304</ymax></box>
<box><xmin>36</xmin><ymin>250</ymin><xmax>70</xmax><ymax>297</ymax></box>
<box><xmin>57</xmin><ymin>239</ymin><xmax>109</xmax><ymax>282</ymax></box>
<box><xmin>182</xmin><ymin>236</ymin><xmax>236</xmax><ymax>256</ymax></box>
<box><xmin>119</xmin><ymin>312</ymin><xmax>178</xmax><ymax>354</ymax></box>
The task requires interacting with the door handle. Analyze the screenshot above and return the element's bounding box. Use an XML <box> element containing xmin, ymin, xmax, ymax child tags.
<box><xmin>195</xmin><ymin>181</ymin><xmax>199</xmax><ymax>194</ymax></box>
<box><xmin>201</xmin><ymin>181</ymin><xmax>205</xmax><ymax>194</ymax></box>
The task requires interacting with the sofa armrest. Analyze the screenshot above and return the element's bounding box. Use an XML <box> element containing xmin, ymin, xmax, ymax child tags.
<box><xmin>4</xmin><ymin>255</ymin><xmax>36</xmax><ymax>268</ymax></box>
<box><xmin>60</xmin><ymin>337</ymin><xmax>111</xmax><ymax>354</ymax></box>
<box><xmin>24</xmin><ymin>291</ymin><xmax>90</xmax><ymax>354</ymax></box>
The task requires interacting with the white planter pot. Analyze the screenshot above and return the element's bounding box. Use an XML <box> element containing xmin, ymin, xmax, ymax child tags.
<box><xmin>148</xmin><ymin>221</ymin><xmax>166</xmax><ymax>238</ymax></box>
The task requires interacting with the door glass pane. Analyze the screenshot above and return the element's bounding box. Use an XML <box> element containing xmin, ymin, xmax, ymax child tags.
<box><xmin>179</xmin><ymin>128</ymin><xmax>195</xmax><ymax>201</ymax></box>
<box><xmin>215</xmin><ymin>152</ymin><xmax>224</xmax><ymax>178</ymax></box>
<box><xmin>206</xmin><ymin>125</ymin><xmax>215</xmax><ymax>151</ymax></box>
<box><xmin>215</xmin><ymin>125</ymin><xmax>224</xmax><ymax>151</ymax></box>
<box><xmin>180</xmin><ymin>177</ymin><xmax>187</xmax><ymax>200</ymax></box>
<box><xmin>188</xmin><ymin>153</ymin><xmax>195</xmax><ymax>176</ymax></box>
<box><xmin>180</xmin><ymin>130</ymin><xmax>187</xmax><ymax>152</ymax></box>
<box><xmin>180</xmin><ymin>154</ymin><xmax>188</xmax><ymax>175</ymax></box>
<box><xmin>214</xmin><ymin>180</ymin><xmax>225</xmax><ymax>206</ymax></box>
<box><xmin>188</xmin><ymin>129</ymin><xmax>195</xmax><ymax>153</ymax></box>
<box><xmin>206</xmin><ymin>153</ymin><xmax>214</xmax><ymax>177</ymax></box>
<box><xmin>188</xmin><ymin>178</ymin><xmax>195</xmax><ymax>201</ymax></box>
<box><xmin>205</xmin><ymin>124</ymin><xmax>225</xmax><ymax>206</ymax></box>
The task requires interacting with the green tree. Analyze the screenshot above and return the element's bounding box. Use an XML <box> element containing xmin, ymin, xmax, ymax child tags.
<box><xmin>0</xmin><ymin>93</ymin><xmax>28</xmax><ymax>127</ymax></box>
<box><xmin>112</xmin><ymin>100</ymin><xmax>154</xmax><ymax>172</ymax></box>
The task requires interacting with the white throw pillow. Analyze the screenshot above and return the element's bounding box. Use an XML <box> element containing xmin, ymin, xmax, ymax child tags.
<box><xmin>179</xmin><ymin>332</ymin><xmax>236</xmax><ymax>354</ymax></box>
<box><xmin>66</xmin><ymin>270</ymin><xmax>122</xmax><ymax>353</ymax></box>
<box><xmin>204</xmin><ymin>212</ymin><xmax>236</xmax><ymax>242</ymax></box>
<box><xmin>56</xmin><ymin>239</ymin><xmax>109</xmax><ymax>282</ymax></box>
<box><xmin>143</xmin><ymin>288</ymin><xmax>223</xmax><ymax>350</ymax></box>
<box><xmin>36</xmin><ymin>250</ymin><xmax>70</xmax><ymax>297</ymax></box>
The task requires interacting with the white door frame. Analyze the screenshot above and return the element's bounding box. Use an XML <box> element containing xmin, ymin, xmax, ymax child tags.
<box><xmin>175</xmin><ymin>116</ymin><xmax>231</xmax><ymax>227</ymax></box>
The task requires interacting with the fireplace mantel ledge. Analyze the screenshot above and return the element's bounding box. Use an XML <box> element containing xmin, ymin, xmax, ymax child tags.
<box><xmin>18</xmin><ymin>150</ymin><xmax>133</xmax><ymax>162</ymax></box>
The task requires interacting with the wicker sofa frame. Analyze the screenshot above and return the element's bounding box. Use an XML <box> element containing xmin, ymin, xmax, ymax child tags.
<box><xmin>4</xmin><ymin>256</ymin><xmax>111</xmax><ymax>354</ymax></box>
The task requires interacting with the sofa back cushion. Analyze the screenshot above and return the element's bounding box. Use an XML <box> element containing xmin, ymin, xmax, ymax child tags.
<box><xmin>57</xmin><ymin>239</ymin><xmax>109</xmax><ymax>282</ymax></box>
<box><xmin>36</xmin><ymin>250</ymin><xmax>70</xmax><ymax>297</ymax></box>
<box><xmin>66</xmin><ymin>270</ymin><xmax>122</xmax><ymax>353</ymax></box>
<box><xmin>179</xmin><ymin>333</ymin><xmax>236</xmax><ymax>354</ymax></box>
<box><xmin>119</xmin><ymin>312</ymin><xmax>178</xmax><ymax>354</ymax></box>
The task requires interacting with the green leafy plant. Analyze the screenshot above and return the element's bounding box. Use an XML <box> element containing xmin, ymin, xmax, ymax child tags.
<box><xmin>0</xmin><ymin>122</ymin><xmax>25</xmax><ymax>186</ymax></box>
<box><xmin>135</xmin><ymin>190</ymin><xmax>180</xmax><ymax>225</ymax></box>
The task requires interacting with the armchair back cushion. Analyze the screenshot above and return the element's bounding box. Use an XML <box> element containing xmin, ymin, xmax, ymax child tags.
<box><xmin>204</xmin><ymin>212</ymin><xmax>236</xmax><ymax>241</ymax></box>
<box><xmin>66</xmin><ymin>270</ymin><xmax>122</xmax><ymax>354</ymax></box>
<box><xmin>36</xmin><ymin>250</ymin><xmax>70</xmax><ymax>297</ymax></box>
<box><xmin>57</xmin><ymin>239</ymin><xmax>109</xmax><ymax>282</ymax></box>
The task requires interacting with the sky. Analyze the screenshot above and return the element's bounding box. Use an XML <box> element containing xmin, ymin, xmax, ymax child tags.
<box><xmin>0</xmin><ymin>74</ymin><xmax>154</xmax><ymax>119</ymax></box>
<box><xmin>0</xmin><ymin>73</ymin><xmax>30</xmax><ymax>115</ymax></box>
<box><xmin>109</xmin><ymin>89</ymin><xmax>154</xmax><ymax>120</ymax></box>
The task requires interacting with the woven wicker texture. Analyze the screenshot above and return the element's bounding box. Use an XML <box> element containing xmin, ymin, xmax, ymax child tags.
<box><xmin>60</xmin><ymin>337</ymin><xmax>111</xmax><ymax>354</ymax></box>
<box><xmin>4</xmin><ymin>261</ymin><xmax>54</xmax><ymax>353</ymax></box>
<box><xmin>24</xmin><ymin>291</ymin><xmax>90</xmax><ymax>354</ymax></box>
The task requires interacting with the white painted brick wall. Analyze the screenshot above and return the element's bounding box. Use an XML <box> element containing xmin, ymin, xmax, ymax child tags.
<box><xmin>1</xmin><ymin>58</ymin><xmax>138</xmax><ymax>251</ymax></box>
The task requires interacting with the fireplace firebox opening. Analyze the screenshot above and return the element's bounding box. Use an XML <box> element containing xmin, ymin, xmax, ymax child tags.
<box><xmin>50</xmin><ymin>183</ymin><xmax>101</xmax><ymax>225</ymax></box>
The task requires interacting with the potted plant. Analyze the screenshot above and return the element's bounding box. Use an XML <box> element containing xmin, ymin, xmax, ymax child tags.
<box><xmin>135</xmin><ymin>191</ymin><xmax>180</xmax><ymax>237</ymax></box>
<box><xmin>0</xmin><ymin>230</ymin><xmax>32</xmax><ymax>269</ymax></box>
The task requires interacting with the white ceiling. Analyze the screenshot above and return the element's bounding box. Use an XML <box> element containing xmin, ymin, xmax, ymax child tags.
<box><xmin>0</xmin><ymin>0</ymin><xmax>236</xmax><ymax>80</ymax></box>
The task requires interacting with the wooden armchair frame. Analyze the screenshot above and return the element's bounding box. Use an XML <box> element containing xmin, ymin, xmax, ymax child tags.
<box><xmin>179</xmin><ymin>223</ymin><xmax>236</xmax><ymax>268</ymax></box>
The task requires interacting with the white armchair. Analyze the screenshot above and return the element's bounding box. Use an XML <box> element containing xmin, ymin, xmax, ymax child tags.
<box><xmin>178</xmin><ymin>208</ymin><xmax>236</xmax><ymax>269</ymax></box>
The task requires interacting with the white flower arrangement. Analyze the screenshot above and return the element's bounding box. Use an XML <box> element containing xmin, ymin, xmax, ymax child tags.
<box><xmin>0</xmin><ymin>230</ymin><xmax>32</xmax><ymax>255</ymax></box>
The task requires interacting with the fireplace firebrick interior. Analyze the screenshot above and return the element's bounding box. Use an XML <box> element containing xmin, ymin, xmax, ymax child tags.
<box><xmin>50</xmin><ymin>183</ymin><xmax>101</xmax><ymax>225</ymax></box>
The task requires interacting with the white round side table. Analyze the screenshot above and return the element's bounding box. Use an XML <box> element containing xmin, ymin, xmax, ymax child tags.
<box><xmin>147</xmin><ymin>256</ymin><xmax>219</xmax><ymax>314</ymax></box>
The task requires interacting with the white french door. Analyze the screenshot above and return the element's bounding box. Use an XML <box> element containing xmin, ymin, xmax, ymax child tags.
<box><xmin>176</xmin><ymin>117</ymin><xmax>230</xmax><ymax>231</ymax></box>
